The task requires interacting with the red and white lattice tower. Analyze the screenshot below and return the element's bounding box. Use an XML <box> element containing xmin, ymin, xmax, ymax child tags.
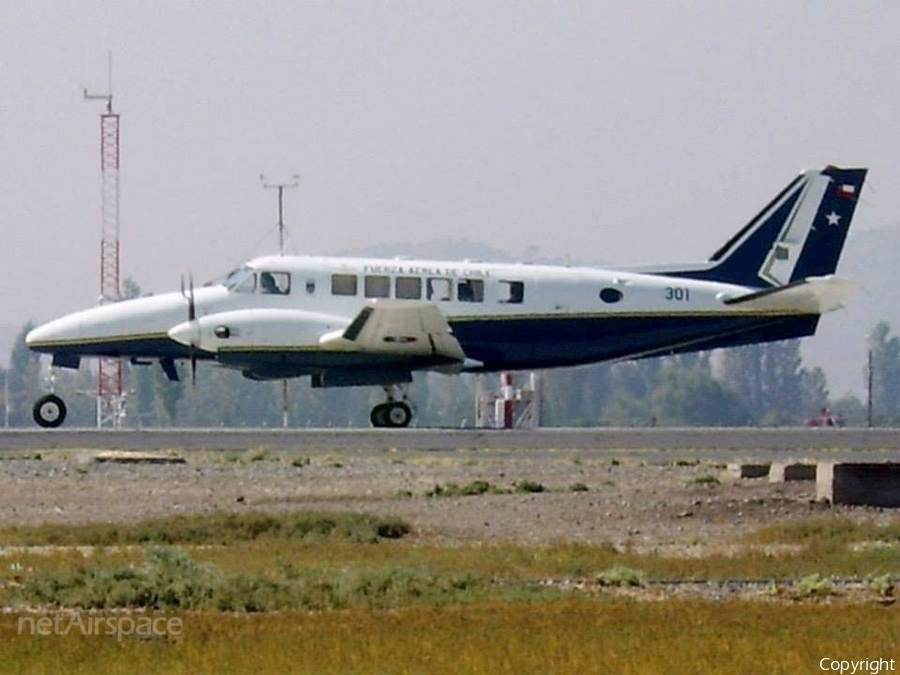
<box><xmin>85</xmin><ymin>86</ymin><xmax>123</xmax><ymax>428</ymax></box>
<box><xmin>475</xmin><ymin>371</ymin><xmax>541</xmax><ymax>429</ymax></box>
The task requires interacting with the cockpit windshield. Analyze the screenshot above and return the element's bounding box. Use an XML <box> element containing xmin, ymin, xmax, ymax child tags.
<box><xmin>223</xmin><ymin>265</ymin><xmax>291</xmax><ymax>295</ymax></box>
<box><xmin>223</xmin><ymin>265</ymin><xmax>256</xmax><ymax>291</ymax></box>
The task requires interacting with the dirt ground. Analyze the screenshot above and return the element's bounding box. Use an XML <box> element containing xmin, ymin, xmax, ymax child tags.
<box><xmin>0</xmin><ymin>447</ymin><xmax>891</xmax><ymax>554</ymax></box>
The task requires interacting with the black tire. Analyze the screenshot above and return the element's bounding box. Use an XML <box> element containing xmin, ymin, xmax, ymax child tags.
<box><xmin>33</xmin><ymin>394</ymin><xmax>67</xmax><ymax>428</ymax></box>
<box><xmin>370</xmin><ymin>404</ymin><xmax>389</xmax><ymax>428</ymax></box>
<box><xmin>386</xmin><ymin>402</ymin><xmax>412</xmax><ymax>428</ymax></box>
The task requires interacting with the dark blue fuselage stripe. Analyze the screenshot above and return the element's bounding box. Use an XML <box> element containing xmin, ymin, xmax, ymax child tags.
<box><xmin>43</xmin><ymin>314</ymin><xmax>819</xmax><ymax>373</ymax></box>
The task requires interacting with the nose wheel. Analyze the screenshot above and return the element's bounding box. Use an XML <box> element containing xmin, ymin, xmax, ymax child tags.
<box><xmin>33</xmin><ymin>394</ymin><xmax>67</xmax><ymax>428</ymax></box>
<box><xmin>370</xmin><ymin>385</ymin><xmax>414</xmax><ymax>428</ymax></box>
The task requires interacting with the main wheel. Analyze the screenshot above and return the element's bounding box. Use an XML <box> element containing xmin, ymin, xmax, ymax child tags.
<box><xmin>33</xmin><ymin>394</ymin><xmax>67</xmax><ymax>428</ymax></box>
<box><xmin>385</xmin><ymin>402</ymin><xmax>412</xmax><ymax>428</ymax></box>
<box><xmin>370</xmin><ymin>403</ymin><xmax>390</xmax><ymax>428</ymax></box>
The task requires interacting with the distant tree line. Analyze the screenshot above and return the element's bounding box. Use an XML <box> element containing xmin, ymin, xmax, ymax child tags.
<box><xmin>2</xmin><ymin>284</ymin><xmax>897</xmax><ymax>428</ymax></box>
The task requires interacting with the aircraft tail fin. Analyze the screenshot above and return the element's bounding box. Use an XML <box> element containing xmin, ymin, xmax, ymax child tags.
<box><xmin>665</xmin><ymin>166</ymin><xmax>867</xmax><ymax>288</ymax></box>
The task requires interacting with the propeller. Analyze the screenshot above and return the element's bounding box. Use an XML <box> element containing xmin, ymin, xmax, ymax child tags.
<box><xmin>180</xmin><ymin>272</ymin><xmax>199</xmax><ymax>385</ymax></box>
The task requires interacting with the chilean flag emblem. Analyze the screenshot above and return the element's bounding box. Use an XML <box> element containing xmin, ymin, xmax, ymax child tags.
<box><xmin>837</xmin><ymin>184</ymin><xmax>857</xmax><ymax>199</ymax></box>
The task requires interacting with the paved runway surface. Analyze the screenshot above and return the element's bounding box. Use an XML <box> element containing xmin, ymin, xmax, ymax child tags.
<box><xmin>1</xmin><ymin>428</ymin><xmax>898</xmax><ymax>460</ymax></box>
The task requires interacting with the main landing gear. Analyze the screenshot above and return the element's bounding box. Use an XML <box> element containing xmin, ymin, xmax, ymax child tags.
<box><xmin>33</xmin><ymin>394</ymin><xmax>67</xmax><ymax>428</ymax></box>
<box><xmin>370</xmin><ymin>385</ymin><xmax>413</xmax><ymax>428</ymax></box>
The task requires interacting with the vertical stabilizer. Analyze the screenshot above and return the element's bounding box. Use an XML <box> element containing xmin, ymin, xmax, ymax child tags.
<box><xmin>663</xmin><ymin>166</ymin><xmax>867</xmax><ymax>288</ymax></box>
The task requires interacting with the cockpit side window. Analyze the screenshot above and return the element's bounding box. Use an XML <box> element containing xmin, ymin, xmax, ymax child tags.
<box><xmin>259</xmin><ymin>271</ymin><xmax>291</xmax><ymax>295</ymax></box>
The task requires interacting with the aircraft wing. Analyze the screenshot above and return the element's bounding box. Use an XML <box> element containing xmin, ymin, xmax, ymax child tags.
<box><xmin>319</xmin><ymin>300</ymin><xmax>467</xmax><ymax>371</ymax></box>
<box><xmin>722</xmin><ymin>276</ymin><xmax>859</xmax><ymax>314</ymax></box>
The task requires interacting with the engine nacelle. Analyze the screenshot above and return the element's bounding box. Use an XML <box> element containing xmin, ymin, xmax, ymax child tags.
<box><xmin>167</xmin><ymin>308</ymin><xmax>350</xmax><ymax>354</ymax></box>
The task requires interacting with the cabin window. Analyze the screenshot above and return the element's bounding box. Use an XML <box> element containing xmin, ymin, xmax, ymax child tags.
<box><xmin>331</xmin><ymin>273</ymin><xmax>358</xmax><ymax>296</ymax></box>
<box><xmin>427</xmin><ymin>277</ymin><xmax>452</xmax><ymax>301</ymax></box>
<box><xmin>259</xmin><ymin>271</ymin><xmax>291</xmax><ymax>295</ymax></box>
<box><xmin>365</xmin><ymin>275</ymin><xmax>391</xmax><ymax>298</ymax></box>
<box><xmin>395</xmin><ymin>276</ymin><xmax>422</xmax><ymax>300</ymax></box>
<box><xmin>498</xmin><ymin>280</ymin><xmax>524</xmax><ymax>304</ymax></box>
<box><xmin>457</xmin><ymin>279</ymin><xmax>484</xmax><ymax>303</ymax></box>
<box><xmin>306</xmin><ymin>279</ymin><xmax>316</xmax><ymax>294</ymax></box>
<box><xmin>600</xmin><ymin>288</ymin><xmax>623</xmax><ymax>304</ymax></box>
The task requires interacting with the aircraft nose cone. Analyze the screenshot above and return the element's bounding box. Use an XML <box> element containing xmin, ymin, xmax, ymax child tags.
<box><xmin>25</xmin><ymin>326</ymin><xmax>43</xmax><ymax>347</ymax></box>
<box><xmin>26</xmin><ymin>316</ymin><xmax>83</xmax><ymax>352</ymax></box>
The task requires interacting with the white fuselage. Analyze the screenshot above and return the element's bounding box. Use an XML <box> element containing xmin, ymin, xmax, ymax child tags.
<box><xmin>27</xmin><ymin>254</ymin><xmax>758</xmax><ymax>354</ymax></box>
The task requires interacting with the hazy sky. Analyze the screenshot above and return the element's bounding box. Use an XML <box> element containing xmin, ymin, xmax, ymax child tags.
<box><xmin>3</xmin><ymin>1</ymin><xmax>899</xmax><ymax>329</ymax></box>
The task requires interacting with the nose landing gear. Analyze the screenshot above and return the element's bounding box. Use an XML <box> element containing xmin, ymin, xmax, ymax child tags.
<box><xmin>370</xmin><ymin>385</ymin><xmax>414</xmax><ymax>428</ymax></box>
<box><xmin>33</xmin><ymin>394</ymin><xmax>67</xmax><ymax>428</ymax></box>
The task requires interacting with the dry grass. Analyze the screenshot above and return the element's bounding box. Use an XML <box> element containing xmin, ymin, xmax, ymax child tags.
<box><xmin>1</xmin><ymin>600</ymin><xmax>898</xmax><ymax>674</ymax></box>
<box><xmin>749</xmin><ymin>518</ymin><xmax>900</xmax><ymax>547</ymax></box>
<box><xmin>0</xmin><ymin>511</ymin><xmax>410</xmax><ymax>547</ymax></box>
<box><xmin>3</xmin><ymin>514</ymin><xmax>900</xmax><ymax>608</ymax></box>
<box><xmin>2</xmin><ymin>513</ymin><xmax>900</xmax><ymax>672</ymax></box>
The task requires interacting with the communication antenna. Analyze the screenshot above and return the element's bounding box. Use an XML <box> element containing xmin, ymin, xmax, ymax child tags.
<box><xmin>260</xmin><ymin>174</ymin><xmax>299</xmax><ymax>427</ymax></box>
<box><xmin>261</xmin><ymin>174</ymin><xmax>299</xmax><ymax>255</ymax></box>
<box><xmin>84</xmin><ymin>53</ymin><xmax>124</xmax><ymax>428</ymax></box>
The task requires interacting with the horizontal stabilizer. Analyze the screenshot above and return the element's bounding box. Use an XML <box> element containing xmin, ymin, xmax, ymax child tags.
<box><xmin>722</xmin><ymin>276</ymin><xmax>859</xmax><ymax>314</ymax></box>
<box><xmin>319</xmin><ymin>300</ymin><xmax>467</xmax><ymax>368</ymax></box>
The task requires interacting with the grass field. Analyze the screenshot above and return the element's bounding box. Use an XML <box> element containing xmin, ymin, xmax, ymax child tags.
<box><xmin>2</xmin><ymin>601</ymin><xmax>898</xmax><ymax>675</ymax></box>
<box><xmin>1</xmin><ymin>512</ymin><xmax>898</xmax><ymax>673</ymax></box>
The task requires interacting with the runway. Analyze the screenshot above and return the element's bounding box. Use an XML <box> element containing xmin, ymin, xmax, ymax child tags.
<box><xmin>0</xmin><ymin>427</ymin><xmax>898</xmax><ymax>459</ymax></box>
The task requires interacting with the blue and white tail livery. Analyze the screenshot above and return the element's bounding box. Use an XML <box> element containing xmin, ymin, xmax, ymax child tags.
<box><xmin>661</xmin><ymin>166</ymin><xmax>866</xmax><ymax>288</ymax></box>
<box><xmin>26</xmin><ymin>165</ymin><xmax>867</xmax><ymax>427</ymax></box>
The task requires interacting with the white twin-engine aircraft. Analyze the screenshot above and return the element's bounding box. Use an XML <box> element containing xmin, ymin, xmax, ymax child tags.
<box><xmin>27</xmin><ymin>165</ymin><xmax>866</xmax><ymax>428</ymax></box>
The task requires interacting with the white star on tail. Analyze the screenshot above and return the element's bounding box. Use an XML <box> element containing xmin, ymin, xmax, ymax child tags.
<box><xmin>825</xmin><ymin>211</ymin><xmax>841</xmax><ymax>226</ymax></box>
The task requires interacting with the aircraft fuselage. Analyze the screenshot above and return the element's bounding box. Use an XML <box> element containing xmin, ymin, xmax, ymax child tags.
<box><xmin>27</xmin><ymin>255</ymin><xmax>820</xmax><ymax>376</ymax></box>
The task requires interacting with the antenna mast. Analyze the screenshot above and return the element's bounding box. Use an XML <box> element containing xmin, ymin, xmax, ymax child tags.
<box><xmin>261</xmin><ymin>174</ymin><xmax>299</xmax><ymax>427</ymax></box>
<box><xmin>261</xmin><ymin>175</ymin><xmax>299</xmax><ymax>255</ymax></box>
<box><xmin>84</xmin><ymin>54</ymin><xmax>124</xmax><ymax>428</ymax></box>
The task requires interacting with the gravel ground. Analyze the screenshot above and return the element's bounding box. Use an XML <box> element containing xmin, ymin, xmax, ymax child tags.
<box><xmin>0</xmin><ymin>447</ymin><xmax>893</xmax><ymax>555</ymax></box>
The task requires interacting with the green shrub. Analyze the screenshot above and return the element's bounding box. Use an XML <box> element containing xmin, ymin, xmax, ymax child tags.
<box><xmin>868</xmin><ymin>574</ymin><xmax>894</xmax><ymax>597</ymax></box>
<box><xmin>426</xmin><ymin>481</ymin><xmax>507</xmax><ymax>497</ymax></box>
<box><xmin>796</xmin><ymin>573</ymin><xmax>834</xmax><ymax>598</ymax></box>
<box><xmin>514</xmin><ymin>481</ymin><xmax>546</xmax><ymax>494</ymax></box>
<box><xmin>596</xmin><ymin>566</ymin><xmax>645</xmax><ymax>588</ymax></box>
<box><xmin>687</xmin><ymin>474</ymin><xmax>721</xmax><ymax>486</ymax></box>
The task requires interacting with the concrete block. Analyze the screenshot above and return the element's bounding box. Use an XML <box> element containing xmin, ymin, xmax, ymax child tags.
<box><xmin>727</xmin><ymin>463</ymin><xmax>770</xmax><ymax>479</ymax></box>
<box><xmin>817</xmin><ymin>462</ymin><xmax>900</xmax><ymax>507</ymax></box>
<box><xmin>768</xmin><ymin>462</ymin><xmax>816</xmax><ymax>483</ymax></box>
